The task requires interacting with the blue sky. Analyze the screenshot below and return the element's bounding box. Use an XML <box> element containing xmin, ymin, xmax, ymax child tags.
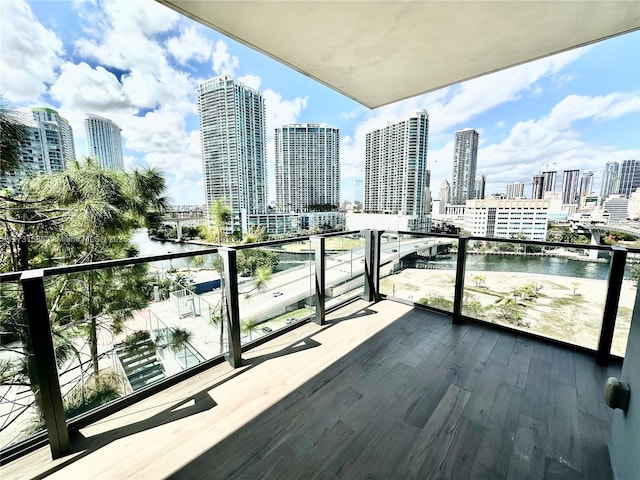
<box><xmin>1</xmin><ymin>0</ymin><xmax>639</xmax><ymax>206</ymax></box>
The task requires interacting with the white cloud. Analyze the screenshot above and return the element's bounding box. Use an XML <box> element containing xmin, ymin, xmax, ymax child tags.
<box><xmin>475</xmin><ymin>91</ymin><xmax>640</xmax><ymax>194</ymax></box>
<box><xmin>166</xmin><ymin>25</ymin><xmax>213</xmax><ymax>66</ymax></box>
<box><xmin>238</xmin><ymin>74</ymin><xmax>261</xmax><ymax>90</ymax></box>
<box><xmin>339</xmin><ymin>46</ymin><xmax>591</xmax><ymax>186</ymax></box>
<box><xmin>263</xmin><ymin>90</ymin><xmax>308</xmax><ymax>133</ymax></box>
<box><xmin>0</xmin><ymin>0</ymin><xmax>63</xmax><ymax>102</ymax></box>
<box><xmin>496</xmin><ymin>120</ymin><xmax>506</xmax><ymax>128</ymax></box>
<box><xmin>212</xmin><ymin>40</ymin><xmax>239</xmax><ymax>77</ymax></box>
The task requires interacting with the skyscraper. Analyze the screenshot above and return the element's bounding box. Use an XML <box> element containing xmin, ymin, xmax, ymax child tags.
<box><xmin>364</xmin><ymin>110</ymin><xmax>430</xmax><ymax>215</ymax></box>
<box><xmin>275</xmin><ymin>123</ymin><xmax>340</xmax><ymax>212</ymax></box>
<box><xmin>506</xmin><ymin>182</ymin><xmax>525</xmax><ymax>199</ymax></box>
<box><xmin>600</xmin><ymin>161</ymin><xmax>619</xmax><ymax>198</ymax></box>
<box><xmin>542</xmin><ymin>170</ymin><xmax>557</xmax><ymax>193</ymax></box>
<box><xmin>532</xmin><ymin>175</ymin><xmax>545</xmax><ymax>199</ymax></box>
<box><xmin>451</xmin><ymin>129</ymin><xmax>479</xmax><ymax>204</ymax></box>
<box><xmin>618</xmin><ymin>159</ymin><xmax>640</xmax><ymax>198</ymax></box>
<box><xmin>198</xmin><ymin>75</ymin><xmax>267</xmax><ymax>234</ymax></box>
<box><xmin>578</xmin><ymin>170</ymin><xmax>594</xmax><ymax>201</ymax></box>
<box><xmin>474</xmin><ymin>175</ymin><xmax>486</xmax><ymax>200</ymax></box>
<box><xmin>31</xmin><ymin>107</ymin><xmax>76</xmax><ymax>165</ymax></box>
<box><xmin>561</xmin><ymin>169</ymin><xmax>580</xmax><ymax>205</ymax></box>
<box><xmin>84</xmin><ymin>114</ymin><xmax>124</xmax><ymax>170</ymax></box>
<box><xmin>439</xmin><ymin>180</ymin><xmax>451</xmax><ymax>204</ymax></box>
<box><xmin>1</xmin><ymin>108</ymin><xmax>75</xmax><ymax>192</ymax></box>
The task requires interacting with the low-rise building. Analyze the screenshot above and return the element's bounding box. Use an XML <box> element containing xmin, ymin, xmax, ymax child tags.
<box><xmin>464</xmin><ymin>198</ymin><xmax>549</xmax><ymax>240</ymax></box>
<box><xmin>345</xmin><ymin>212</ymin><xmax>431</xmax><ymax>233</ymax></box>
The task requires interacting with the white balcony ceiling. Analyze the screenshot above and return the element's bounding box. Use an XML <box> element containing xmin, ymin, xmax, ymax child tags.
<box><xmin>157</xmin><ymin>1</ymin><xmax>640</xmax><ymax>109</ymax></box>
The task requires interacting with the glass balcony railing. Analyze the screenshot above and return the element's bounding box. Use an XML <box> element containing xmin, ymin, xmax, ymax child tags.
<box><xmin>379</xmin><ymin>233</ymin><xmax>457</xmax><ymax>312</ymax></box>
<box><xmin>0</xmin><ymin>229</ymin><xmax>637</xmax><ymax>462</ymax></box>
<box><xmin>325</xmin><ymin>232</ymin><xmax>366</xmax><ymax>309</ymax></box>
<box><xmin>0</xmin><ymin>277</ymin><xmax>45</xmax><ymax>451</ymax></box>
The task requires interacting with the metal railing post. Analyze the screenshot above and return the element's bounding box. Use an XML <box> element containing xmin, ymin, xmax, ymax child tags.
<box><xmin>219</xmin><ymin>248</ymin><xmax>242</xmax><ymax>368</ymax></box>
<box><xmin>19</xmin><ymin>269</ymin><xmax>70</xmax><ymax>459</ymax></box>
<box><xmin>596</xmin><ymin>246</ymin><xmax>627</xmax><ymax>366</ymax></box>
<box><xmin>362</xmin><ymin>229</ymin><xmax>382</xmax><ymax>302</ymax></box>
<box><xmin>311</xmin><ymin>236</ymin><xmax>326</xmax><ymax>325</ymax></box>
<box><xmin>453</xmin><ymin>236</ymin><xmax>469</xmax><ymax>324</ymax></box>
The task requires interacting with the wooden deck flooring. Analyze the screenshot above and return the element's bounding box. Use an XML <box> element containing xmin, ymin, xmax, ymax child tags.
<box><xmin>1</xmin><ymin>300</ymin><xmax>621</xmax><ymax>479</ymax></box>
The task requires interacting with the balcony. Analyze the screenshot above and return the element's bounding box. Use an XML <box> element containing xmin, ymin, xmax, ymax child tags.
<box><xmin>0</xmin><ymin>231</ymin><xmax>637</xmax><ymax>478</ymax></box>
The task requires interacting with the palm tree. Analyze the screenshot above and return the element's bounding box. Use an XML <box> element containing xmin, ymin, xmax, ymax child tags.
<box><xmin>1</xmin><ymin>158</ymin><xmax>168</xmax><ymax>380</ymax></box>
<box><xmin>208</xmin><ymin>198</ymin><xmax>232</xmax><ymax>246</ymax></box>
<box><xmin>0</xmin><ymin>99</ymin><xmax>30</xmax><ymax>175</ymax></box>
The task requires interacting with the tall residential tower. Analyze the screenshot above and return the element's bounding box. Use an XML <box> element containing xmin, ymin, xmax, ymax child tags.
<box><xmin>84</xmin><ymin>114</ymin><xmax>124</xmax><ymax>170</ymax></box>
<box><xmin>618</xmin><ymin>160</ymin><xmax>640</xmax><ymax>198</ymax></box>
<box><xmin>275</xmin><ymin>124</ymin><xmax>340</xmax><ymax>212</ymax></box>
<box><xmin>601</xmin><ymin>161</ymin><xmax>619</xmax><ymax>198</ymax></box>
<box><xmin>451</xmin><ymin>129</ymin><xmax>479</xmax><ymax>205</ymax></box>
<box><xmin>1</xmin><ymin>108</ymin><xmax>75</xmax><ymax>192</ymax></box>
<box><xmin>198</xmin><ymin>75</ymin><xmax>267</xmax><ymax>234</ymax></box>
<box><xmin>364</xmin><ymin>111</ymin><xmax>430</xmax><ymax>216</ymax></box>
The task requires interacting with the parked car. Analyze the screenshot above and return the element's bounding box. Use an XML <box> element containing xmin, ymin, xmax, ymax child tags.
<box><xmin>285</xmin><ymin>317</ymin><xmax>296</xmax><ymax>325</ymax></box>
<box><xmin>272</xmin><ymin>291</ymin><xmax>283</xmax><ymax>297</ymax></box>
<box><xmin>261</xmin><ymin>326</ymin><xmax>273</xmax><ymax>333</ymax></box>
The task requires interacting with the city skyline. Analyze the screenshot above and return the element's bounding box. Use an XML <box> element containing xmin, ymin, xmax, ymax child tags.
<box><xmin>1</xmin><ymin>0</ymin><xmax>639</xmax><ymax>205</ymax></box>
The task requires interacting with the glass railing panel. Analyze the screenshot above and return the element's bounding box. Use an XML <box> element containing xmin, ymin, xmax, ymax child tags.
<box><xmin>463</xmin><ymin>240</ymin><xmax>611</xmax><ymax>349</ymax></box>
<box><xmin>40</xmin><ymin>252</ymin><xmax>224</xmax><ymax>423</ymax></box>
<box><xmin>0</xmin><ymin>279</ymin><xmax>45</xmax><ymax>450</ymax></box>
<box><xmin>612</xmin><ymin>250</ymin><xmax>640</xmax><ymax>357</ymax></box>
<box><xmin>379</xmin><ymin>233</ymin><xmax>457</xmax><ymax>312</ymax></box>
<box><xmin>325</xmin><ymin>233</ymin><xmax>366</xmax><ymax>309</ymax></box>
<box><xmin>238</xmin><ymin>241</ymin><xmax>314</xmax><ymax>344</ymax></box>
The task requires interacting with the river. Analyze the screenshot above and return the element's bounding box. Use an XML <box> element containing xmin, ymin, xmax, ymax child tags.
<box><xmin>132</xmin><ymin>230</ymin><xmax>629</xmax><ymax>281</ymax></box>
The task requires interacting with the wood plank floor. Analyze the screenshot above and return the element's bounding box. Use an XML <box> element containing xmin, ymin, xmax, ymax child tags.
<box><xmin>1</xmin><ymin>300</ymin><xmax>621</xmax><ymax>479</ymax></box>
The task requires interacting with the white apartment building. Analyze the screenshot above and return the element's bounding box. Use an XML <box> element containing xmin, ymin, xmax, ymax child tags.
<box><xmin>451</xmin><ymin>129</ymin><xmax>479</xmax><ymax>205</ymax></box>
<box><xmin>84</xmin><ymin>114</ymin><xmax>124</xmax><ymax>170</ymax></box>
<box><xmin>1</xmin><ymin>108</ymin><xmax>75</xmax><ymax>192</ymax></box>
<box><xmin>299</xmin><ymin>211</ymin><xmax>345</xmax><ymax>231</ymax></box>
<box><xmin>245</xmin><ymin>212</ymin><xmax>299</xmax><ymax>237</ymax></box>
<box><xmin>198</xmin><ymin>75</ymin><xmax>267</xmax><ymax>235</ymax></box>
<box><xmin>275</xmin><ymin>124</ymin><xmax>340</xmax><ymax>212</ymax></box>
<box><xmin>464</xmin><ymin>198</ymin><xmax>550</xmax><ymax>241</ymax></box>
<box><xmin>364</xmin><ymin>111</ymin><xmax>430</xmax><ymax>217</ymax></box>
<box><xmin>345</xmin><ymin>212</ymin><xmax>431</xmax><ymax>233</ymax></box>
<box><xmin>505</xmin><ymin>182</ymin><xmax>525</xmax><ymax>199</ymax></box>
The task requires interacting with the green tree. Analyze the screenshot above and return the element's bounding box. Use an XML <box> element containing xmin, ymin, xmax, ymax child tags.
<box><xmin>0</xmin><ymin>100</ymin><xmax>30</xmax><ymax>175</ymax></box>
<box><xmin>0</xmin><ymin>159</ymin><xmax>168</xmax><ymax>420</ymax></box>
<box><xmin>630</xmin><ymin>264</ymin><xmax>640</xmax><ymax>286</ymax></box>
<box><xmin>206</xmin><ymin>199</ymin><xmax>232</xmax><ymax>245</ymax></box>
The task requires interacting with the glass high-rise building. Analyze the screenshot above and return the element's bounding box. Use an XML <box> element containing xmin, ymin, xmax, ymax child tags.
<box><xmin>31</xmin><ymin>108</ymin><xmax>76</xmax><ymax>162</ymax></box>
<box><xmin>1</xmin><ymin>108</ymin><xmax>75</xmax><ymax>192</ymax></box>
<box><xmin>198</xmin><ymin>75</ymin><xmax>267</xmax><ymax>234</ymax></box>
<box><xmin>578</xmin><ymin>170</ymin><xmax>594</xmax><ymax>200</ymax></box>
<box><xmin>84</xmin><ymin>114</ymin><xmax>124</xmax><ymax>170</ymax></box>
<box><xmin>618</xmin><ymin>159</ymin><xmax>640</xmax><ymax>198</ymax></box>
<box><xmin>451</xmin><ymin>129</ymin><xmax>479</xmax><ymax>205</ymax></box>
<box><xmin>364</xmin><ymin>110</ymin><xmax>430</xmax><ymax>215</ymax></box>
<box><xmin>474</xmin><ymin>175</ymin><xmax>486</xmax><ymax>200</ymax></box>
<box><xmin>561</xmin><ymin>169</ymin><xmax>580</xmax><ymax>205</ymax></box>
<box><xmin>275</xmin><ymin>123</ymin><xmax>340</xmax><ymax>212</ymax></box>
<box><xmin>600</xmin><ymin>161</ymin><xmax>620</xmax><ymax>198</ymax></box>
